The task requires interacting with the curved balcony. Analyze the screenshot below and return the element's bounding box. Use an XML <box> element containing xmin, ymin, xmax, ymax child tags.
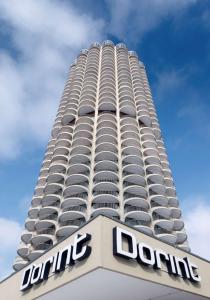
<box><xmin>28</xmin><ymin>208</ymin><xmax>39</xmax><ymax>222</ymax></box>
<box><xmin>142</xmin><ymin>140</ymin><xmax>157</xmax><ymax>150</ymax></box>
<box><xmin>72</xmin><ymin>137</ymin><xmax>92</xmax><ymax>148</ymax></box>
<box><xmin>35</xmin><ymin>219</ymin><xmax>57</xmax><ymax>236</ymax></box>
<box><xmin>13</xmin><ymin>256</ymin><xmax>28</xmax><ymax>271</ymax></box>
<box><xmin>152</xmin><ymin>206</ymin><xmax>170</xmax><ymax>219</ymax></box>
<box><xmin>149</xmin><ymin>184</ymin><xmax>166</xmax><ymax>197</ymax></box>
<box><xmin>147</xmin><ymin>173</ymin><xmax>164</xmax><ymax>185</ymax></box>
<box><xmin>122</xmin><ymin>146</ymin><xmax>142</xmax><ymax>157</ymax></box>
<box><xmin>137</xmin><ymin>112</ymin><xmax>151</xmax><ymax>127</ymax></box>
<box><xmin>21</xmin><ymin>230</ymin><xmax>33</xmax><ymax>244</ymax></box>
<box><xmin>53</xmin><ymin>146</ymin><xmax>69</xmax><ymax>157</ymax></box>
<box><xmin>62</xmin><ymin>111</ymin><xmax>76</xmax><ymax>126</ymax></box>
<box><xmin>97</xmin><ymin>112</ymin><xmax>116</xmax><ymax>123</ymax></box>
<box><xmin>144</xmin><ymin>156</ymin><xmax>161</xmax><ymax>166</ymax></box>
<box><xmin>124</xmin><ymin>196</ymin><xmax>149</xmax><ymax>210</ymax></box>
<box><xmin>121</xmin><ymin>124</ymin><xmax>139</xmax><ymax>134</ymax></box>
<box><xmin>96</xmin><ymin>134</ymin><xmax>117</xmax><ymax>145</ymax></box>
<box><xmin>97</xmin><ymin>120</ymin><xmax>117</xmax><ymax>131</ymax></box>
<box><xmin>176</xmin><ymin>230</ymin><xmax>187</xmax><ymax>244</ymax></box>
<box><xmin>47</xmin><ymin>173</ymin><xmax>65</xmax><ymax>185</ymax></box>
<box><xmin>93</xmin><ymin>170</ymin><xmax>118</xmax><ymax>182</ymax></box>
<box><xmin>154</xmin><ymin>226</ymin><xmax>177</xmax><ymax>245</ymax></box>
<box><xmin>74</xmin><ymin>123</ymin><xmax>93</xmax><ymax>133</ymax></box>
<box><xmin>120</xmin><ymin>105</ymin><xmax>136</xmax><ymax>117</ymax></box>
<box><xmin>17</xmin><ymin>242</ymin><xmax>30</xmax><ymax>258</ymax></box>
<box><xmin>28</xmin><ymin>241</ymin><xmax>53</xmax><ymax>261</ymax></box>
<box><xmin>97</xmin><ymin>127</ymin><xmax>117</xmax><ymax>138</ymax></box>
<box><xmin>124</xmin><ymin>205</ymin><xmax>151</xmax><ymax>222</ymax></box>
<box><xmin>173</xmin><ymin>219</ymin><xmax>184</xmax><ymax>231</ymax></box>
<box><xmin>34</xmin><ymin>185</ymin><xmax>45</xmax><ymax>197</ymax></box>
<box><xmin>98</xmin><ymin>101</ymin><xmax>116</xmax><ymax>112</ymax></box>
<box><xmin>95</xmin><ymin>151</ymin><xmax>118</xmax><ymax>162</ymax></box>
<box><xmin>94</xmin><ymin>160</ymin><xmax>118</xmax><ymax>172</ymax></box>
<box><xmin>178</xmin><ymin>243</ymin><xmax>190</xmax><ymax>252</ymax></box>
<box><xmin>56</xmin><ymin>218</ymin><xmax>86</xmax><ymax>239</ymax></box>
<box><xmin>73</xmin><ymin>130</ymin><xmax>92</xmax><ymax>140</ymax></box>
<box><xmin>51</xmin><ymin>151</ymin><xmax>67</xmax><ymax>162</ymax></box>
<box><xmin>152</xmin><ymin>217</ymin><xmax>174</xmax><ymax>231</ymax></box>
<box><xmin>25</xmin><ymin>218</ymin><xmax>36</xmax><ymax>231</ymax></box>
<box><xmin>67</xmin><ymin>163</ymin><xmax>90</xmax><ymax>175</ymax></box>
<box><xmin>57</xmin><ymin>131</ymin><xmax>72</xmax><ymax>141</ymax></box>
<box><xmin>150</xmin><ymin>194</ymin><xmax>168</xmax><ymax>207</ymax></box>
<box><xmin>120</xmin><ymin>116</ymin><xmax>137</xmax><ymax>127</ymax></box>
<box><xmin>121</xmin><ymin>131</ymin><xmax>140</xmax><ymax>142</ymax></box>
<box><xmin>122</xmin><ymin>155</ymin><xmax>143</xmax><ymax>167</ymax></box>
<box><xmin>78</xmin><ymin>103</ymin><xmax>95</xmax><ymax>116</ymax></box>
<box><xmin>164</xmin><ymin>178</ymin><xmax>174</xmax><ymax>188</ymax></box>
<box><xmin>166</xmin><ymin>187</ymin><xmax>176</xmax><ymax>197</ymax></box>
<box><xmin>65</xmin><ymin>173</ymin><xmax>89</xmax><ymax>187</ymax></box>
<box><xmin>123</xmin><ymin>164</ymin><xmax>144</xmax><ymax>176</ymax></box>
<box><xmin>171</xmin><ymin>207</ymin><xmax>181</xmax><ymax>219</ymax></box>
<box><xmin>39</xmin><ymin>206</ymin><xmax>59</xmax><ymax>219</ymax></box>
<box><xmin>31</xmin><ymin>196</ymin><xmax>42</xmax><ymax>207</ymax></box>
<box><xmin>93</xmin><ymin>181</ymin><xmax>119</xmax><ymax>195</ymax></box>
<box><xmin>59</xmin><ymin>206</ymin><xmax>87</xmax><ymax>224</ymax></box>
<box><xmin>42</xmin><ymin>194</ymin><xmax>61</xmax><ymax>207</ymax></box>
<box><xmin>49</xmin><ymin>162</ymin><xmax>66</xmax><ymax>174</ymax></box>
<box><xmin>76</xmin><ymin>116</ymin><xmax>94</xmax><ymax>126</ymax></box>
<box><xmin>121</xmin><ymin>137</ymin><xmax>140</xmax><ymax>148</ymax></box>
<box><xmin>93</xmin><ymin>189</ymin><xmax>119</xmax><ymax>203</ymax></box>
<box><xmin>63</xmin><ymin>185</ymin><xmax>88</xmax><ymax>199</ymax></box>
<box><xmin>31</xmin><ymin>229</ymin><xmax>55</xmax><ymax>250</ymax></box>
<box><xmin>124</xmin><ymin>185</ymin><xmax>147</xmax><ymax>200</ymax></box>
<box><xmin>44</xmin><ymin>183</ymin><xmax>63</xmax><ymax>195</ymax></box>
<box><xmin>125</xmin><ymin>218</ymin><xmax>152</xmax><ymax>236</ymax></box>
<box><xmin>91</xmin><ymin>203</ymin><xmax>119</xmax><ymax>218</ymax></box>
<box><xmin>69</xmin><ymin>154</ymin><xmax>90</xmax><ymax>165</ymax></box>
<box><xmin>167</xmin><ymin>197</ymin><xmax>178</xmax><ymax>208</ymax></box>
<box><xmin>95</xmin><ymin>142</ymin><xmax>118</xmax><ymax>154</ymax></box>
<box><xmin>61</xmin><ymin>195</ymin><xmax>87</xmax><ymax>209</ymax></box>
<box><xmin>146</xmin><ymin>164</ymin><xmax>162</xmax><ymax>176</ymax></box>
<box><xmin>123</xmin><ymin>174</ymin><xmax>146</xmax><ymax>188</ymax></box>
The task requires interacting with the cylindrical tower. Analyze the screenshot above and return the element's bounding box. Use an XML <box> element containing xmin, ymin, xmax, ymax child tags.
<box><xmin>13</xmin><ymin>41</ymin><xmax>189</xmax><ymax>271</ymax></box>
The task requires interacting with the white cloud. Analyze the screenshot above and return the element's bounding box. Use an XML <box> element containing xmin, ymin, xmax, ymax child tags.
<box><xmin>153</xmin><ymin>69</ymin><xmax>187</xmax><ymax>102</ymax></box>
<box><xmin>0</xmin><ymin>218</ymin><xmax>22</xmax><ymax>280</ymax></box>
<box><xmin>106</xmin><ymin>0</ymin><xmax>197</xmax><ymax>42</ymax></box>
<box><xmin>184</xmin><ymin>198</ymin><xmax>210</xmax><ymax>260</ymax></box>
<box><xmin>0</xmin><ymin>0</ymin><xmax>104</xmax><ymax>159</ymax></box>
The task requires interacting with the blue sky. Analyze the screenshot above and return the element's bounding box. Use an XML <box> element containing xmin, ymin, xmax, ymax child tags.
<box><xmin>0</xmin><ymin>0</ymin><xmax>210</xmax><ymax>279</ymax></box>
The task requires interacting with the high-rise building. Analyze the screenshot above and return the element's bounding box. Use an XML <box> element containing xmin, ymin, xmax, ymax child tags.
<box><xmin>13</xmin><ymin>40</ymin><xmax>190</xmax><ymax>272</ymax></box>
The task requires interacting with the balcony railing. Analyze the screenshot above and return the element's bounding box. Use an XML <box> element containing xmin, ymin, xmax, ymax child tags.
<box><xmin>63</xmin><ymin>206</ymin><xmax>86</xmax><ymax>213</ymax></box>
<box><xmin>124</xmin><ymin>205</ymin><xmax>147</xmax><ymax>213</ymax></box>
<box><xmin>92</xmin><ymin>203</ymin><xmax>119</xmax><ymax>209</ymax></box>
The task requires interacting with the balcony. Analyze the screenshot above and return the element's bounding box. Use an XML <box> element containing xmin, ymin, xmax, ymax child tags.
<box><xmin>17</xmin><ymin>242</ymin><xmax>29</xmax><ymax>258</ymax></box>
<box><xmin>124</xmin><ymin>205</ymin><xmax>151</xmax><ymax>222</ymax></box>
<box><xmin>154</xmin><ymin>225</ymin><xmax>177</xmax><ymax>245</ymax></box>
<box><xmin>13</xmin><ymin>256</ymin><xmax>28</xmax><ymax>271</ymax></box>
<box><xmin>125</xmin><ymin>218</ymin><xmax>152</xmax><ymax>236</ymax></box>
<box><xmin>56</xmin><ymin>219</ymin><xmax>86</xmax><ymax>239</ymax></box>
<box><xmin>91</xmin><ymin>203</ymin><xmax>119</xmax><ymax>218</ymax></box>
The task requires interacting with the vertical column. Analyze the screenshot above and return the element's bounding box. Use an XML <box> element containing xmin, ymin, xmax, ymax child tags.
<box><xmin>91</xmin><ymin>41</ymin><xmax>120</xmax><ymax>220</ymax></box>
<box><xmin>117</xmin><ymin>46</ymin><xmax>151</xmax><ymax>235</ymax></box>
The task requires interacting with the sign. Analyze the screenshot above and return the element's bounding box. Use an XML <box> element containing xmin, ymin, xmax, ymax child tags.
<box><xmin>20</xmin><ymin>226</ymin><xmax>201</xmax><ymax>292</ymax></box>
<box><xmin>20</xmin><ymin>233</ymin><xmax>91</xmax><ymax>291</ymax></box>
<box><xmin>113</xmin><ymin>227</ymin><xmax>201</xmax><ymax>283</ymax></box>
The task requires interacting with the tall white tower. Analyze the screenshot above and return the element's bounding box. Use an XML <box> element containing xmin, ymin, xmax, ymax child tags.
<box><xmin>13</xmin><ymin>41</ymin><xmax>189</xmax><ymax>271</ymax></box>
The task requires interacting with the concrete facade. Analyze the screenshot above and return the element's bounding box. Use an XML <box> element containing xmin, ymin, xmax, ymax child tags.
<box><xmin>14</xmin><ymin>41</ymin><xmax>189</xmax><ymax>272</ymax></box>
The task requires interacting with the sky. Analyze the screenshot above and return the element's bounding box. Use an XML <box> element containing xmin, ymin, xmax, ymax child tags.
<box><xmin>0</xmin><ymin>0</ymin><xmax>210</xmax><ymax>280</ymax></box>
